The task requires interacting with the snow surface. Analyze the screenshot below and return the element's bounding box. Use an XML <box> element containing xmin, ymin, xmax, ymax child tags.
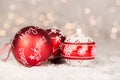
<box><xmin>0</xmin><ymin>38</ymin><xmax>120</xmax><ymax>80</ymax></box>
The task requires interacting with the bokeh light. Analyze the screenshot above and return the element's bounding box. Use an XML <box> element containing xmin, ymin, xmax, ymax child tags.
<box><xmin>0</xmin><ymin>0</ymin><xmax>119</xmax><ymax>41</ymax></box>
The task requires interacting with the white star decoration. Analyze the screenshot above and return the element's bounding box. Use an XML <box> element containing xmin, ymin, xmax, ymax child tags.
<box><xmin>51</xmin><ymin>28</ymin><xmax>57</xmax><ymax>33</ymax></box>
<box><xmin>29</xmin><ymin>55</ymin><xmax>35</xmax><ymax>60</ymax></box>
<box><xmin>64</xmin><ymin>45</ymin><xmax>73</xmax><ymax>56</ymax></box>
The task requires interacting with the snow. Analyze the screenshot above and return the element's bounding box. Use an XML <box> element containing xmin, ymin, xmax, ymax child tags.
<box><xmin>0</xmin><ymin>38</ymin><xmax>120</xmax><ymax>80</ymax></box>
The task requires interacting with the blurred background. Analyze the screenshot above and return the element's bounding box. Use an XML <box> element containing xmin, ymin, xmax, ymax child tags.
<box><xmin>0</xmin><ymin>0</ymin><xmax>120</xmax><ymax>56</ymax></box>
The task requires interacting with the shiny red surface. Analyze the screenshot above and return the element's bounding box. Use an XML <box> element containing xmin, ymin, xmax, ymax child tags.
<box><xmin>46</xmin><ymin>28</ymin><xmax>65</xmax><ymax>58</ymax></box>
<box><xmin>11</xmin><ymin>26</ymin><xmax>52</xmax><ymax>67</ymax></box>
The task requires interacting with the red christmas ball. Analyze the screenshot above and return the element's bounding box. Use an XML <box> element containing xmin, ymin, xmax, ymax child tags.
<box><xmin>46</xmin><ymin>28</ymin><xmax>65</xmax><ymax>58</ymax></box>
<box><xmin>11</xmin><ymin>26</ymin><xmax>52</xmax><ymax>67</ymax></box>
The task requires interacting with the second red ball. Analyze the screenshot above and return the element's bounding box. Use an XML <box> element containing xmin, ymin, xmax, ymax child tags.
<box><xmin>46</xmin><ymin>28</ymin><xmax>65</xmax><ymax>58</ymax></box>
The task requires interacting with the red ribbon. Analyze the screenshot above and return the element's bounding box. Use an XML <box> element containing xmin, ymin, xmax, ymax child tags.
<box><xmin>0</xmin><ymin>43</ymin><xmax>11</xmax><ymax>61</ymax></box>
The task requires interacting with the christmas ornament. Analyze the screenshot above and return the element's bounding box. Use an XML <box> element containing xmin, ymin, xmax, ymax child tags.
<box><xmin>11</xmin><ymin>26</ymin><xmax>52</xmax><ymax>67</ymax></box>
<box><xmin>62</xmin><ymin>25</ymin><xmax>96</xmax><ymax>66</ymax></box>
<box><xmin>46</xmin><ymin>28</ymin><xmax>65</xmax><ymax>58</ymax></box>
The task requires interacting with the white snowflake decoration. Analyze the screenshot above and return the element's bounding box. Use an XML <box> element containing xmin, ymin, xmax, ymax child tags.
<box><xmin>48</xmin><ymin>28</ymin><xmax>64</xmax><ymax>37</ymax></box>
<box><xmin>48</xmin><ymin>28</ymin><xmax>58</xmax><ymax>34</ymax></box>
<box><xmin>55</xmin><ymin>36</ymin><xmax>61</xmax><ymax>42</ymax></box>
<box><xmin>31</xmin><ymin>48</ymin><xmax>41</xmax><ymax>61</ymax></box>
<box><xmin>51</xmin><ymin>28</ymin><xmax>57</xmax><ymax>33</ymax></box>
<box><xmin>64</xmin><ymin>45</ymin><xmax>73</xmax><ymax>56</ymax></box>
<box><xmin>78</xmin><ymin>45</ymin><xmax>88</xmax><ymax>56</ymax></box>
<box><xmin>91</xmin><ymin>46</ymin><xmax>96</xmax><ymax>57</ymax></box>
<box><xmin>51</xmin><ymin>36</ymin><xmax>61</xmax><ymax>42</ymax></box>
<box><xmin>29</xmin><ymin>36</ymin><xmax>46</xmax><ymax>61</ymax></box>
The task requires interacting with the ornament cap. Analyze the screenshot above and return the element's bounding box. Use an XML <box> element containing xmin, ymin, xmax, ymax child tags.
<box><xmin>76</xmin><ymin>25</ymin><xmax>82</xmax><ymax>34</ymax></box>
<box><xmin>64</xmin><ymin>24</ymin><xmax>94</xmax><ymax>43</ymax></box>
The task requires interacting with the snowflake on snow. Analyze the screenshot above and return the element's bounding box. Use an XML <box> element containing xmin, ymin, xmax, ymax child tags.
<box><xmin>78</xmin><ymin>46</ymin><xmax>88</xmax><ymax>56</ymax></box>
<box><xmin>64</xmin><ymin>45</ymin><xmax>73</xmax><ymax>56</ymax></box>
<box><xmin>91</xmin><ymin>46</ymin><xmax>96</xmax><ymax>57</ymax></box>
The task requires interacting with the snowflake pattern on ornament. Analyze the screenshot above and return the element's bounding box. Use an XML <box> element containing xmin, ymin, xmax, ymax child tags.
<box><xmin>51</xmin><ymin>28</ymin><xmax>58</xmax><ymax>33</ymax></box>
<box><xmin>64</xmin><ymin>45</ymin><xmax>73</xmax><ymax>56</ymax></box>
<box><xmin>78</xmin><ymin>45</ymin><xmax>88</xmax><ymax>56</ymax></box>
<box><xmin>48</xmin><ymin>28</ymin><xmax>58</xmax><ymax>34</ymax></box>
<box><xmin>48</xmin><ymin>28</ymin><xmax>64</xmax><ymax>40</ymax></box>
<box><xmin>29</xmin><ymin>36</ymin><xmax>47</xmax><ymax>61</ymax></box>
<box><xmin>31</xmin><ymin>48</ymin><xmax>41</xmax><ymax>61</ymax></box>
<box><xmin>55</xmin><ymin>36</ymin><xmax>61</xmax><ymax>42</ymax></box>
<box><xmin>51</xmin><ymin>36</ymin><xmax>61</xmax><ymax>42</ymax></box>
<box><xmin>91</xmin><ymin>46</ymin><xmax>96</xmax><ymax>57</ymax></box>
<box><xmin>19</xmin><ymin>48</ymin><xmax>28</xmax><ymax>65</ymax></box>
